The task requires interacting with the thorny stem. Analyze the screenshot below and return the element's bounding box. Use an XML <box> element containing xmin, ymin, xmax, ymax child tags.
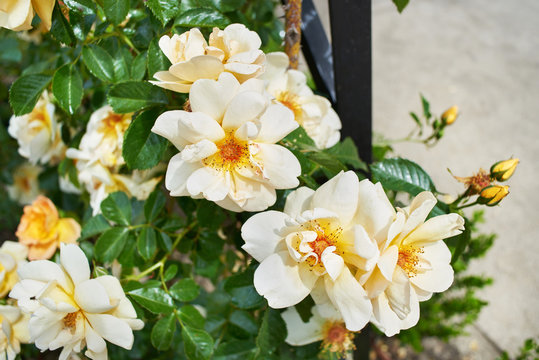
<box><xmin>284</xmin><ymin>0</ymin><xmax>302</xmax><ymax>69</ymax></box>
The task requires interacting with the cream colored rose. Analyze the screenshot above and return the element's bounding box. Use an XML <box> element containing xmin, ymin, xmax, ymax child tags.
<box><xmin>0</xmin><ymin>305</ymin><xmax>30</xmax><ymax>360</ymax></box>
<box><xmin>359</xmin><ymin>192</ymin><xmax>464</xmax><ymax>336</ymax></box>
<box><xmin>260</xmin><ymin>52</ymin><xmax>342</xmax><ymax>149</ymax></box>
<box><xmin>8</xmin><ymin>92</ymin><xmax>65</xmax><ymax>165</ymax></box>
<box><xmin>6</xmin><ymin>162</ymin><xmax>41</xmax><ymax>205</ymax></box>
<box><xmin>0</xmin><ymin>242</ymin><xmax>27</xmax><ymax>298</ymax></box>
<box><xmin>71</xmin><ymin>105</ymin><xmax>132</xmax><ymax>168</ymax></box>
<box><xmin>150</xmin><ymin>23</ymin><xmax>265</xmax><ymax>93</ymax></box>
<box><xmin>0</xmin><ymin>0</ymin><xmax>55</xmax><ymax>32</ymax></box>
<box><xmin>9</xmin><ymin>244</ymin><xmax>144</xmax><ymax>360</ymax></box>
<box><xmin>241</xmin><ymin>171</ymin><xmax>374</xmax><ymax>331</ymax></box>
<box><xmin>152</xmin><ymin>72</ymin><xmax>300</xmax><ymax>212</ymax></box>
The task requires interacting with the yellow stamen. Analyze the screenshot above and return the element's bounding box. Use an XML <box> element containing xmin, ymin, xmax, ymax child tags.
<box><xmin>397</xmin><ymin>245</ymin><xmax>424</xmax><ymax>277</ymax></box>
<box><xmin>203</xmin><ymin>132</ymin><xmax>251</xmax><ymax>172</ymax></box>
<box><xmin>321</xmin><ymin>321</ymin><xmax>356</xmax><ymax>354</ymax></box>
<box><xmin>277</xmin><ymin>91</ymin><xmax>302</xmax><ymax>122</ymax></box>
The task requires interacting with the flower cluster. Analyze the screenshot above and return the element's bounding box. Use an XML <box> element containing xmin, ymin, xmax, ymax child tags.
<box><xmin>241</xmin><ymin>171</ymin><xmax>464</xmax><ymax>339</ymax></box>
<box><xmin>66</xmin><ymin>105</ymin><xmax>162</xmax><ymax>214</ymax></box>
<box><xmin>150</xmin><ymin>24</ymin><xmax>343</xmax><ymax>212</ymax></box>
<box><xmin>3</xmin><ymin>16</ymin><xmax>502</xmax><ymax>359</ymax></box>
<box><xmin>9</xmin><ymin>244</ymin><xmax>143</xmax><ymax>360</ymax></box>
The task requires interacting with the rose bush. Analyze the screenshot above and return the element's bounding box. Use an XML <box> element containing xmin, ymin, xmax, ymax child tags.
<box><xmin>0</xmin><ymin>0</ymin><xmax>517</xmax><ymax>359</ymax></box>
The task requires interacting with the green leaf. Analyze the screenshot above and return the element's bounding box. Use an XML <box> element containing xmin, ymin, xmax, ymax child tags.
<box><xmin>137</xmin><ymin>227</ymin><xmax>157</xmax><ymax>260</ymax></box>
<box><xmin>82</xmin><ymin>45</ymin><xmax>115</xmax><ymax>82</ymax></box>
<box><xmin>325</xmin><ymin>137</ymin><xmax>367</xmax><ymax>171</ymax></box>
<box><xmin>214</xmin><ymin>340</ymin><xmax>256</xmax><ymax>360</ymax></box>
<box><xmin>151</xmin><ymin>313</ymin><xmax>177</xmax><ymax>351</ymax></box>
<box><xmin>128</xmin><ymin>287</ymin><xmax>175</xmax><ymax>314</ymax></box>
<box><xmin>196</xmin><ymin>200</ymin><xmax>226</xmax><ymax>230</ymax></box>
<box><xmin>420</xmin><ymin>93</ymin><xmax>432</xmax><ymax>120</ymax></box>
<box><xmin>228</xmin><ymin>310</ymin><xmax>257</xmax><ymax>338</ymax></box>
<box><xmin>371</xmin><ymin>158</ymin><xmax>436</xmax><ymax>196</ymax></box>
<box><xmin>81</xmin><ymin>214</ymin><xmax>111</xmax><ymax>240</ymax></box>
<box><xmin>104</xmin><ymin>0</ymin><xmax>130</xmax><ymax>25</ymax></box>
<box><xmin>63</xmin><ymin>0</ymin><xmax>96</xmax><ymax>15</ymax></box>
<box><xmin>392</xmin><ymin>0</ymin><xmax>410</xmax><ymax>13</ymax></box>
<box><xmin>256</xmin><ymin>308</ymin><xmax>286</xmax><ymax>356</ymax></box>
<box><xmin>146</xmin><ymin>0</ymin><xmax>181</xmax><ymax>25</ymax></box>
<box><xmin>307</xmin><ymin>151</ymin><xmax>347</xmax><ymax>176</ymax></box>
<box><xmin>52</xmin><ymin>63</ymin><xmax>83</xmax><ymax>114</ymax></box>
<box><xmin>224</xmin><ymin>267</ymin><xmax>265</xmax><ymax>310</ymax></box>
<box><xmin>94</xmin><ymin>227</ymin><xmax>129</xmax><ymax>263</ymax></box>
<box><xmin>50</xmin><ymin>3</ymin><xmax>77</xmax><ymax>46</ymax></box>
<box><xmin>112</xmin><ymin>47</ymin><xmax>132</xmax><ymax>83</ymax></box>
<box><xmin>108</xmin><ymin>81</ymin><xmax>168</xmax><ymax>113</ymax></box>
<box><xmin>163</xmin><ymin>264</ymin><xmax>178</xmax><ymax>281</ymax></box>
<box><xmin>131</xmin><ymin>51</ymin><xmax>147</xmax><ymax>80</ymax></box>
<box><xmin>283</xmin><ymin>126</ymin><xmax>316</xmax><ymax>149</ymax></box>
<box><xmin>147</xmin><ymin>38</ymin><xmax>171</xmax><ymax>78</ymax></box>
<box><xmin>181</xmin><ymin>324</ymin><xmax>214</xmax><ymax>360</ymax></box>
<box><xmin>175</xmin><ymin>8</ymin><xmax>230</xmax><ymax>28</ymax></box>
<box><xmin>144</xmin><ymin>189</ymin><xmax>167</xmax><ymax>222</ymax></box>
<box><xmin>100</xmin><ymin>191</ymin><xmax>132</xmax><ymax>226</ymax></box>
<box><xmin>170</xmin><ymin>278</ymin><xmax>200</xmax><ymax>302</ymax></box>
<box><xmin>213</xmin><ymin>0</ymin><xmax>247</xmax><ymax>13</ymax></box>
<box><xmin>122</xmin><ymin>108</ymin><xmax>168</xmax><ymax>169</ymax></box>
<box><xmin>177</xmin><ymin>305</ymin><xmax>205</xmax><ymax>329</ymax></box>
<box><xmin>9</xmin><ymin>74</ymin><xmax>52</xmax><ymax>116</ymax></box>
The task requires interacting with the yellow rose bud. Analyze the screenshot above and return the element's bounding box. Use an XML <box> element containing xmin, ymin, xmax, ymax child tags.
<box><xmin>441</xmin><ymin>105</ymin><xmax>458</xmax><ymax>125</ymax></box>
<box><xmin>478</xmin><ymin>185</ymin><xmax>509</xmax><ymax>206</ymax></box>
<box><xmin>490</xmin><ymin>158</ymin><xmax>519</xmax><ymax>182</ymax></box>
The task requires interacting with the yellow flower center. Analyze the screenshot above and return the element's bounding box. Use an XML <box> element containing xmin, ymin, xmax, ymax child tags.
<box><xmin>397</xmin><ymin>245</ymin><xmax>424</xmax><ymax>277</ymax></box>
<box><xmin>277</xmin><ymin>91</ymin><xmax>302</xmax><ymax>122</ymax></box>
<box><xmin>321</xmin><ymin>321</ymin><xmax>355</xmax><ymax>354</ymax></box>
<box><xmin>28</xmin><ymin>103</ymin><xmax>52</xmax><ymax>135</ymax></box>
<box><xmin>63</xmin><ymin>311</ymin><xmax>81</xmax><ymax>334</ymax></box>
<box><xmin>98</xmin><ymin>112</ymin><xmax>131</xmax><ymax>141</ymax></box>
<box><xmin>298</xmin><ymin>219</ymin><xmax>343</xmax><ymax>272</ymax></box>
<box><xmin>203</xmin><ymin>132</ymin><xmax>251</xmax><ymax>172</ymax></box>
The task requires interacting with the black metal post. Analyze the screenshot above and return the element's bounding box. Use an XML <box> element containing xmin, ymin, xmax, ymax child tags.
<box><xmin>329</xmin><ymin>0</ymin><xmax>372</xmax><ymax>164</ymax></box>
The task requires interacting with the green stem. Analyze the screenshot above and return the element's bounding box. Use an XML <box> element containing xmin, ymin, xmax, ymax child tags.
<box><xmin>125</xmin><ymin>222</ymin><xmax>197</xmax><ymax>282</ymax></box>
<box><xmin>457</xmin><ymin>201</ymin><xmax>478</xmax><ymax>210</ymax></box>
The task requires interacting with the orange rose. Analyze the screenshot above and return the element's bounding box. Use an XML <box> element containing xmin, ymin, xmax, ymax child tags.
<box><xmin>16</xmin><ymin>195</ymin><xmax>80</xmax><ymax>260</ymax></box>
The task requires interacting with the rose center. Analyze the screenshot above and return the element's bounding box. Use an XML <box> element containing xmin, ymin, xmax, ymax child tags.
<box><xmin>63</xmin><ymin>311</ymin><xmax>80</xmax><ymax>333</ymax></box>
<box><xmin>397</xmin><ymin>245</ymin><xmax>424</xmax><ymax>277</ymax></box>
<box><xmin>99</xmin><ymin>112</ymin><xmax>131</xmax><ymax>140</ymax></box>
<box><xmin>277</xmin><ymin>91</ymin><xmax>302</xmax><ymax>122</ymax></box>
<box><xmin>203</xmin><ymin>132</ymin><xmax>251</xmax><ymax>172</ymax></box>
<box><xmin>322</xmin><ymin>321</ymin><xmax>355</xmax><ymax>354</ymax></box>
